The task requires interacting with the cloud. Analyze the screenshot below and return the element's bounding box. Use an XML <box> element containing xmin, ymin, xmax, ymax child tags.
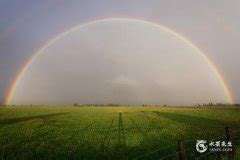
<box><xmin>110</xmin><ymin>75</ymin><xmax>138</xmax><ymax>86</ymax></box>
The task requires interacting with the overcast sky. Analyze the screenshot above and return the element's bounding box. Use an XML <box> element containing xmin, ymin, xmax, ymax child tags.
<box><xmin>0</xmin><ymin>0</ymin><xmax>240</xmax><ymax>105</ymax></box>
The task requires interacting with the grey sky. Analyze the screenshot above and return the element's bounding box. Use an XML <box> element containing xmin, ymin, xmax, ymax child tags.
<box><xmin>0</xmin><ymin>0</ymin><xmax>240</xmax><ymax>105</ymax></box>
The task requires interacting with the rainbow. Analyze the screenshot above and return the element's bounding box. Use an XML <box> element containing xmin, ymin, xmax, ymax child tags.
<box><xmin>4</xmin><ymin>17</ymin><xmax>234</xmax><ymax>105</ymax></box>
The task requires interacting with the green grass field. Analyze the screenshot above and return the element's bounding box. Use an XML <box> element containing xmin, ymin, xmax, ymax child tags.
<box><xmin>0</xmin><ymin>106</ymin><xmax>240</xmax><ymax>160</ymax></box>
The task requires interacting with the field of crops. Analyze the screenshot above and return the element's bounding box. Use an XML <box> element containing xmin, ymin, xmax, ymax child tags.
<box><xmin>0</xmin><ymin>106</ymin><xmax>240</xmax><ymax>159</ymax></box>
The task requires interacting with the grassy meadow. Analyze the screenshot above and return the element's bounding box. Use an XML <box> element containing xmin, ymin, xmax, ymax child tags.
<box><xmin>0</xmin><ymin>106</ymin><xmax>240</xmax><ymax>160</ymax></box>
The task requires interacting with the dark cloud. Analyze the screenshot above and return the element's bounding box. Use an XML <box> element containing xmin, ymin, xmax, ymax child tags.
<box><xmin>1</xmin><ymin>0</ymin><xmax>239</xmax><ymax>104</ymax></box>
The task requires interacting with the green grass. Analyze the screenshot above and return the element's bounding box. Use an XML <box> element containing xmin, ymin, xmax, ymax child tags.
<box><xmin>0</xmin><ymin>106</ymin><xmax>240</xmax><ymax>160</ymax></box>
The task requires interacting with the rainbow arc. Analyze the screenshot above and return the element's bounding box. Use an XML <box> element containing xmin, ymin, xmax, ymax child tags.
<box><xmin>4</xmin><ymin>17</ymin><xmax>234</xmax><ymax>105</ymax></box>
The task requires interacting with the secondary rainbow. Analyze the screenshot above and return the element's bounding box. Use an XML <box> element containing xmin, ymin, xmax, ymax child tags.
<box><xmin>4</xmin><ymin>17</ymin><xmax>234</xmax><ymax>105</ymax></box>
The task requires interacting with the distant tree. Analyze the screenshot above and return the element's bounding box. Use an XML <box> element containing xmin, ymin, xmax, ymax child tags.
<box><xmin>74</xmin><ymin>103</ymin><xmax>78</xmax><ymax>107</ymax></box>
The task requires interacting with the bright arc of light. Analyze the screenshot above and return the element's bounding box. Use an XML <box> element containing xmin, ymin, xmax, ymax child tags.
<box><xmin>4</xmin><ymin>17</ymin><xmax>234</xmax><ymax>105</ymax></box>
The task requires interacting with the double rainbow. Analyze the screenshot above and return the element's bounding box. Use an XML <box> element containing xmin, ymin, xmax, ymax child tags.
<box><xmin>4</xmin><ymin>17</ymin><xmax>234</xmax><ymax>105</ymax></box>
